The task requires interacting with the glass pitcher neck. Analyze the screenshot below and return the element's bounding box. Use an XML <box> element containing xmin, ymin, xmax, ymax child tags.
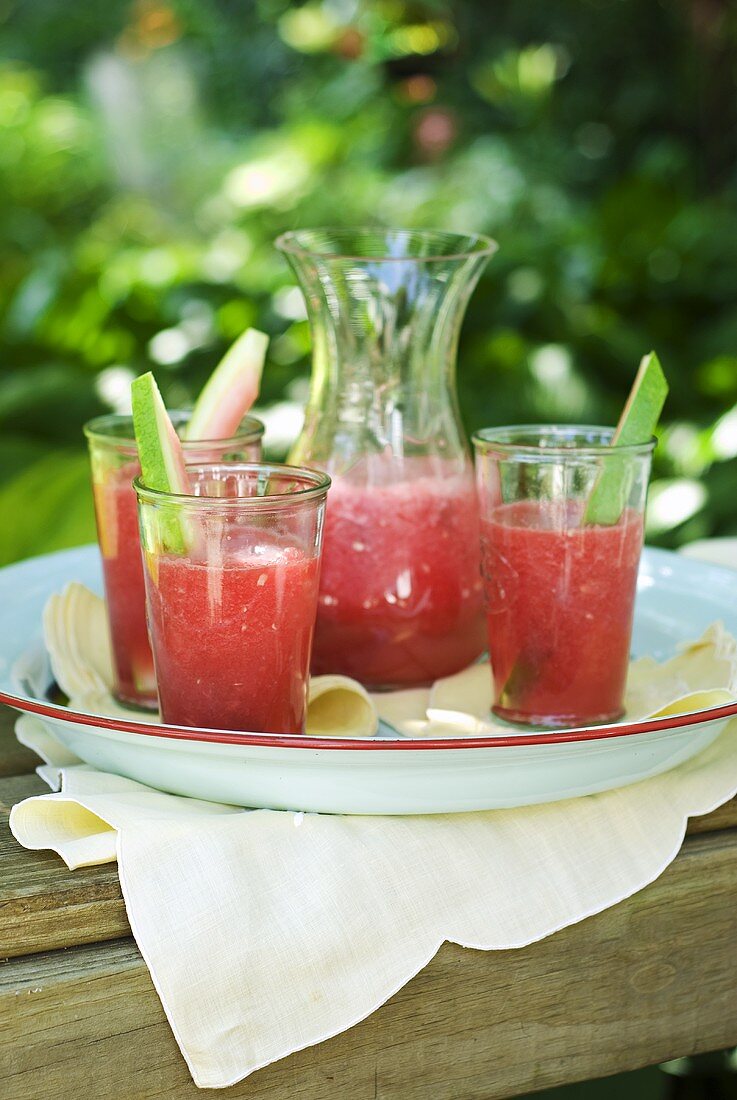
<box><xmin>277</xmin><ymin>229</ymin><xmax>496</xmax><ymax>471</ymax></box>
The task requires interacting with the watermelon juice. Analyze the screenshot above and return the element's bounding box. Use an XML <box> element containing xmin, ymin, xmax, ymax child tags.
<box><xmin>95</xmin><ymin>462</ymin><xmax>156</xmax><ymax>707</ymax></box>
<box><xmin>145</xmin><ymin>543</ymin><xmax>321</xmax><ymax>733</ymax></box>
<box><xmin>311</xmin><ymin>466</ymin><xmax>485</xmax><ymax>688</ymax></box>
<box><xmin>85</xmin><ymin>414</ymin><xmax>263</xmax><ymax>709</ymax></box>
<box><xmin>480</xmin><ymin>500</ymin><xmax>644</xmax><ymax>727</ymax></box>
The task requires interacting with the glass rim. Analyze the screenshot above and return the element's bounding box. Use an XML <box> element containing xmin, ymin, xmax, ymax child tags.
<box><xmin>134</xmin><ymin>461</ymin><xmax>331</xmax><ymax>508</ymax></box>
<box><xmin>84</xmin><ymin>410</ymin><xmax>265</xmax><ymax>450</ymax></box>
<box><xmin>472</xmin><ymin>424</ymin><xmax>657</xmax><ymax>458</ymax></box>
<box><xmin>274</xmin><ymin>226</ymin><xmax>499</xmax><ymax>263</ymax></box>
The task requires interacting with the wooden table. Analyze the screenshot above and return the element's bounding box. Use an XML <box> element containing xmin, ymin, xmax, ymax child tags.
<box><xmin>1</xmin><ymin>704</ymin><xmax>736</xmax><ymax>1100</ymax></box>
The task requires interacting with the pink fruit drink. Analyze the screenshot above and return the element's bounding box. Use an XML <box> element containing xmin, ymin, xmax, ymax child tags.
<box><xmin>87</xmin><ymin>414</ymin><xmax>263</xmax><ymax>709</ymax></box>
<box><xmin>144</xmin><ymin>540</ymin><xmax>320</xmax><ymax>733</ymax></box>
<box><xmin>481</xmin><ymin>500</ymin><xmax>643</xmax><ymax>727</ymax></box>
<box><xmin>311</xmin><ymin>467</ymin><xmax>486</xmax><ymax>688</ymax></box>
<box><xmin>93</xmin><ymin>461</ymin><xmax>156</xmax><ymax>707</ymax></box>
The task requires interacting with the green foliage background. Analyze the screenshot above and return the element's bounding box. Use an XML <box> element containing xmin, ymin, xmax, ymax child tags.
<box><xmin>1</xmin><ymin>0</ymin><xmax>736</xmax><ymax>565</ymax></box>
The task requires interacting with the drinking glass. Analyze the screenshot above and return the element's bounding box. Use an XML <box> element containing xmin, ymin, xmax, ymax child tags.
<box><xmin>84</xmin><ymin>413</ymin><xmax>263</xmax><ymax>708</ymax></box>
<box><xmin>135</xmin><ymin>462</ymin><xmax>330</xmax><ymax>734</ymax></box>
<box><xmin>473</xmin><ymin>425</ymin><xmax>654</xmax><ymax>727</ymax></box>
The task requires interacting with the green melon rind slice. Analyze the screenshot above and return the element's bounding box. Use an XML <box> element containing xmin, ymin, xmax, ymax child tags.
<box><xmin>610</xmin><ymin>350</ymin><xmax>669</xmax><ymax>449</ymax></box>
<box><xmin>183</xmin><ymin>328</ymin><xmax>269</xmax><ymax>441</ymax></box>
<box><xmin>131</xmin><ymin>372</ymin><xmax>192</xmax><ymax>554</ymax></box>
<box><xmin>584</xmin><ymin>351</ymin><xmax>668</xmax><ymax>526</ymax></box>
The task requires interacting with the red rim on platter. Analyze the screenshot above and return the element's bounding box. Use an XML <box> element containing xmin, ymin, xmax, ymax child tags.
<box><xmin>3</xmin><ymin>687</ymin><xmax>737</xmax><ymax>751</ymax></box>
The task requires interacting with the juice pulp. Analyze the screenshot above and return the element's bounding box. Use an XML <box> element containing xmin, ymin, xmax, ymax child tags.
<box><xmin>481</xmin><ymin>500</ymin><xmax>644</xmax><ymax>727</ymax></box>
<box><xmin>93</xmin><ymin>462</ymin><xmax>157</xmax><ymax>708</ymax></box>
<box><xmin>311</xmin><ymin>467</ymin><xmax>485</xmax><ymax>688</ymax></box>
<box><xmin>145</xmin><ymin>539</ymin><xmax>320</xmax><ymax>733</ymax></box>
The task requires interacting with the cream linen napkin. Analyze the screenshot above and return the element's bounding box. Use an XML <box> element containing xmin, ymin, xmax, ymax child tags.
<box><xmin>8</xmin><ymin>546</ymin><xmax>737</xmax><ymax>1090</ymax></box>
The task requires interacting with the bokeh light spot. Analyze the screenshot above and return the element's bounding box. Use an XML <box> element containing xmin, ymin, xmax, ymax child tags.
<box><xmin>647</xmin><ymin>479</ymin><xmax>707</xmax><ymax>534</ymax></box>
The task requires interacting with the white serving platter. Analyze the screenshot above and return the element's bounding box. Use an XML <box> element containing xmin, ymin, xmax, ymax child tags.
<box><xmin>1</xmin><ymin>544</ymin><xmax>736</xmax><ymax>815</ymax></box>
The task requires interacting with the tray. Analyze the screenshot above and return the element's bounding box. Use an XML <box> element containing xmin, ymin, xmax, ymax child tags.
<box><xmin>1</xmin><ymin>544</ymin><xmax>736</xmax><ymax>814</ymax></box>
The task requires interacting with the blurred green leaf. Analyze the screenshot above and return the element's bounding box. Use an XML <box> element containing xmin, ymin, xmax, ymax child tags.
<box><xmin>0</xmin><ymin>452</ymin><xmax>96</xmax><ymax>566</ymax></box>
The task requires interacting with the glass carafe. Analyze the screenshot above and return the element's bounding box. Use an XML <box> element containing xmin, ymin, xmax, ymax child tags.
<box><xmin>276</xmin><ymin>228</ymin><xmax>497</xmax><ymax>689</ymax></box>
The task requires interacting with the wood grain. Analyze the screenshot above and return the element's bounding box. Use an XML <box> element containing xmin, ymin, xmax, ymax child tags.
<box><xmin>1</xmin><ymin>830</ymin><xmax>736</xmax><ymax>1100</ymax></box>
<box><xmin>0</xmin><ymin>705</ymin><xmax>39</xmax><ymax>779</ymax></box>
<box><xmin>0</xmin><ymin>774</ymin><xmax>128</xmax><ymax>959</ymax></box>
